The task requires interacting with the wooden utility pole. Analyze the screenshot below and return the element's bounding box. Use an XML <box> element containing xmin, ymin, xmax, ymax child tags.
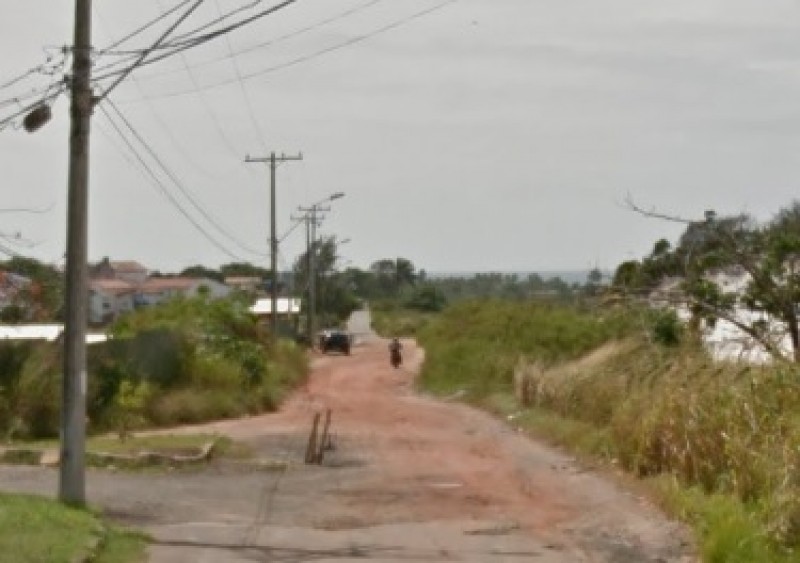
<box><xmin>61</xmin><ymin>0</ymin><xmax>92</xmax><ymax>505</ymax></box>
<box><xmin>245</xmin><ymin>152</ymin><xmax>302</xmax><ymax>337</ymax></box>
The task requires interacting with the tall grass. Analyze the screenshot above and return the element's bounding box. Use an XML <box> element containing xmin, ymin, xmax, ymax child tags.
<box><xmin>418</xmin><ymin>299</ymin><xmax>634</xmax><ymax>398</ymax></box>
<box><xmin>418</xmin><ymin>299</ymin><xmax>800</xmax><ymax>558</ymax></box>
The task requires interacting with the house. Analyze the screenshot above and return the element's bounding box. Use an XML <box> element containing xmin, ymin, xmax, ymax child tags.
<box><xmin>89</xmin><ymin>278</ymin><xmax>136</xmax><ymax>325</ymax></box>
<box><xmin>650</xmin><ymin>269</ymin><xmax>795</xmax><ymax>363</ymax></box>
<box><xmin>92</xmin><ymin>258</ymin><xmax>148</xmax><ymax>285</ymax></box>
<box><xmin>136</xmin><ymin>276</ymin><xmax>231</xmax><ymax>307</ymax></box>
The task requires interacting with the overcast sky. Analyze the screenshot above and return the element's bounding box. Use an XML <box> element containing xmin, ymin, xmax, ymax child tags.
<box><xmin>1</xmin><ymin>0</ymin><xmax>799</xmax><ymax>275</ymax></box>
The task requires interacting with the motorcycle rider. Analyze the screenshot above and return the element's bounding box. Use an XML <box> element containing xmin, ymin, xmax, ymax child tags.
<box><xmin>389</xmin><ymin>337</ymin><xmax>402</xmax><ymax>367</ymax></box>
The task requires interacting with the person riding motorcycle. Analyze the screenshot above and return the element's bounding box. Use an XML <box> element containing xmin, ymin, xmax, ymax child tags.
<box><xmin>389</xmin><ymin>337</ymin><xmax>402</xmax><ymax>368</ymax></box>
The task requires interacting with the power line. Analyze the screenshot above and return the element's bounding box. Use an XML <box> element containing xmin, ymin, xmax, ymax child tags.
<box><xmin>94</xmin><ymin>0</ymin><xmax>206</xmax><ymax>105</ymax></box>
<box><xmin>94</xmin><ymin>0</ymin><xmax>197</xmax><ymax>55</ymax></box>
<box><xmin>90</xmin><ymin>0</ymin><xmax>301</xmax><ymax>83</ymax></box>
<box><xmin>0</xmin><ymin>83</ymin><xmax>67</xmax><ymax>131</ymax></box>
<box><xmin>214</xmin><ymin>0</ymin><xmax>269</xmax><ymax>153</ymax></box>
<box><xmin>98</xmin><ymin>100</ymin><xmax>253</xmax><ymax>261</ymax></box>
<box><xmin>94</xmin><ymin>5</ymin><xmax>232</xmax><ymax>181</ymax></box>
<box><xmin>130</xmin><ymin>0</ymin><xmax>387</xmax><ymax>81</ymax></box>
<box><xmin>105</xmin><ymin>97</ymin><xmax>267</xmax><ymax>257</ymax></box>
<box><xmin>117</xmin><ymin>0</ymin><xmax>461</xmax><ymax>102</ymax></box>
<box><xmin>0</xmin><ymin>48</ymin><xmax>69</xmax><ymax>91</ymax></box>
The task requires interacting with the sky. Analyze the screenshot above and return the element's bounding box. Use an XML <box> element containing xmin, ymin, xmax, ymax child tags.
<box><xmin>1</xmin><ymin>0</ymin><xmax>800</xmax><ymax>275</ymax></box>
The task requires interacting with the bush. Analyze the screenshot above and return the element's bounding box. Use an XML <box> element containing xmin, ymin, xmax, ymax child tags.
<box><xmin>650</xmin><ymin>309</ymin><xmax>684</xmax><ymax>346</ymax></box>
<box><xmin>148</xmin><ymin>389</ymin><xmax>244</xmax><ymax>426</ymax></box>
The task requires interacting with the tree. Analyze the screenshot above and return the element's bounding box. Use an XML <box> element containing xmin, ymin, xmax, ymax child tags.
<box><xmin>629</xmin><ymin>201</ymin><xmax>800</xmax><ymax>363</ymax></box>
<box><xmin>179</xmin><ymin>264</ymin><xmax>223</xmax><ymax>282</ymax></box>
<box><xmin>293</xmin><ymin>237</ymin><xmax>359</xmax><ymax>326</ymax></box>
<box><xmin>0</xmin><ymin>256</ymin><xmax>63</xmax><ymax>321</ymax></box>
<box><xmin>219</xmin><ymin>262</ymin><xmax>270</xmax><ymax>279</ymax></box>
<box><xmin>369</xmin><ymin>257</ymin><xmax>417</xmax><ymax>297</ymax></box>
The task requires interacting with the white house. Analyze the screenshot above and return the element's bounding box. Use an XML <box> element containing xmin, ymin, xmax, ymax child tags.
<box><xmin>653</xmin><ymin>269</ymin><xmax>795</xmax><ymax>364</ymax></box>
<box><xmin>89</xmin><ymin>278</ymin><xmax>136</xmax><ymax>325</ymax></box>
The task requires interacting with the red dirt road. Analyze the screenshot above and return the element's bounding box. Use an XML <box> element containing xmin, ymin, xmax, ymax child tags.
<box><xmin>142</xmin><ymin>326</ymin><xmax>695</xmax><ymax>562</ymax></box>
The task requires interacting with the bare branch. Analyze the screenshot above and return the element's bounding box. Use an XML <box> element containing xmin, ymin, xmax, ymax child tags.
<box><xmin>624</xmin><ymin>195</ymin><xmax>698</xmax><ymax>224</ymax></box>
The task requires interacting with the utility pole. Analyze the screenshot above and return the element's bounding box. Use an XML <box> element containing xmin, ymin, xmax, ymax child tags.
<box><xmin>61</xmin><ymin>0</ymin><xmax>92</xmax><ymax>505</ymax></box>
<box><xmin>245</xmin><ymin>152</ymin><xmax>302</xmax><ymax>337</ymax></box>
<box><xmin>296</xmin><ymin>205</ymin><xmax>327</xmax><ymax>345</ymax></box>
<box><xmin>293</xmin><ymin>192</ymin><xmax>343</xmax><ymax>346</ymax></box>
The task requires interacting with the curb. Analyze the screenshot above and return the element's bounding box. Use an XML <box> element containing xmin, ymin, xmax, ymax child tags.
<box><xmin>0</xmin><ymin>439</ymin><xmax>219</xmax><ymax>468</ymax></box>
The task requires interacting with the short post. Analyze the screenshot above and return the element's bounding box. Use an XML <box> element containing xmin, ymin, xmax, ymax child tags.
<box><xmin>304</xmin><ymin>412</ymin><xmax>321</xmax><ymax>464</ymax></box>
<box><xmin>316</xmin><ymin>409</ymin><xmax>332</xmax><ymax>464</ymax></box>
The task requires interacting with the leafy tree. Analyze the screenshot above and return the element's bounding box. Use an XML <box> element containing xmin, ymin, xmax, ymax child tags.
<box><xmin>219</xmin><ymin>262</ymin><xmax>270</xmax><ymax>279</ymax></box>
<box><xmin>0</xmin><ymin>256</ymin><xmax>63</xmax><ymax>321</ymax></box>
<box><xmin>629</xmin><ymin>201</ymin><xmax>800</xmax><ymax>362</ymax></box>
<box><xmin>293</xmin><ymin>237</ymin><xmax>359</xmax><ymax>326</ymax></box>
<box><xmin>405</xmin><ymin>285</ymin><xmax>447</xmax><ymax>312</ymax></box>
<box><xmin>179</xmin><ymin>264</ymin><xmax>223</xmax><ymax>282</ymax></box>
<box><xmin>612</xmin><ymin>260</ymin><xmax>642</xmax><ymax>290</ymax></box>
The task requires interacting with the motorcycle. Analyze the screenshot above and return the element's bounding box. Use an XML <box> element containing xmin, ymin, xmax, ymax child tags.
<box><xmin>390</xmin><ymin>348</ymin><xmax>402</xmax><ymax>368</ymax></box>
<box><xmin>389</xmin><ymin>339</ymin><xmax>402</xmax><ymax>368</ymax></box>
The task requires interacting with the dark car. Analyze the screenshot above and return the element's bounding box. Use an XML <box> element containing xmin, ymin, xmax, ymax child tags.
<box><xmin>319</xmin><ymin>330</ymin><xmax>351</xmax><ymax>355</ymax></box>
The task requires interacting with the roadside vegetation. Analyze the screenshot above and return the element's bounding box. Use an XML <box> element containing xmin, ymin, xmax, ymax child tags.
<box><xmin>414</xmin><ymin>201</ymin><xmax>800</xmax><ymax>561</ymax></box>
<box><xmin>418</xmin><ymin>299</ymin><xmax>800</xmax><ymax>562</ymax></box>
<box><xmin>0</xmin><ymin>492</ymin><xmax>146</xmax><ymax>562</ymax></box>
<box><xmin>0</xmin><ymin>294</ymin><xmax>306</xmax><ymax>441</ymax></box>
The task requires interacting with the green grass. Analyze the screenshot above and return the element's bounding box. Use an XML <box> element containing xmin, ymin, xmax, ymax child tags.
<box><xmin>94</xmin><ymin>528</ymin><xmax>148</xmax><ymax>563</ymax></box>
<box><xmin>0</xmin><ymin>493</ymin><xmax>145</xmax><ymax>563</ymax></box>
<box><xmin>370</xmin><ymin>308</ymin><xmax>434</xmax><ymax>337</ymax></box>
<box><xmin>651</xmin><ymin>476</ymin><xmax>799</xmax><ymax>563</ymax></box>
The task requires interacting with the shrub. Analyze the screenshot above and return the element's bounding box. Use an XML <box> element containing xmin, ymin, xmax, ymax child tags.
<box><xmin>148</xmin><ymin>389</ymin><xmax>244</xmax><ymax>426</ymax></box>
<box><xmin>650</xmin><ymin>309</ymin><xmax>684</xmax><ymax>346</ymax></box>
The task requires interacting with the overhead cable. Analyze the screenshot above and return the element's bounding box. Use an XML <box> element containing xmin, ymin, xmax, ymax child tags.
<box><xmin>116</xmin><ymin>0</ymin><xmax>461</xmax><ymax>101</ymax></box>
<box><xmin>94</xmin><ymin>0</ymin><xmax>206</xmax><ymax>105</ymax></box>
<box><xmin>98</xmin><ymin>101</ymin><xmax>245</xmax><ymax>261</ymax></box>
<box><xmin>104</xmin><ymin>98</ymin><xmax>267</xmax><ymax>257</ymax></box>
<box><xmin>91</xmin><ymin>0</ymin><xmax>300</xmax><ymax>83</ymax></box>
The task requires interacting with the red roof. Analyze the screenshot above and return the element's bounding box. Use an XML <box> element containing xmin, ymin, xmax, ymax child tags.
<box><xmin>110</xmin><ymin>261</ymin><xmax>147</xmax><ymax>273</ymax></box>
<box><xmin>139</xmin><ymin>277</ymin><xmax>197</xmax><ymax>293</ymax></box>
<box><xmin>90</xmin><ymin>279</ymin><xmax>136</xmax><ymax>295</ymax></box>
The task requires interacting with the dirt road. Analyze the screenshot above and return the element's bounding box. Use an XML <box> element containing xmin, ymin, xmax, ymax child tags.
<box><xmin>0</xmin><ymin>313</ymin><xmax>695</xmax><ymax>562</ymax></box>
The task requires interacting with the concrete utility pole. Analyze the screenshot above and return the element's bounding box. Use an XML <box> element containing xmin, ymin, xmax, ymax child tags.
<box><xmin>245</xmin><ymin>152</ymin><xmax>302</xmax><ymax>337</ymax></box>
<box><xmin>304</xmin><ymin>206</ymin><xmax>325</xmax><ymax>345</ymax></box>
<box><xmin>61</xmin><ymin>0</ymin><xmax>92</xmax><ymax>505</ymax></box>
<box><xmin>297</xmin><ymin>192</ymin><xmax>343</xmax><ymax>345</ymax></box>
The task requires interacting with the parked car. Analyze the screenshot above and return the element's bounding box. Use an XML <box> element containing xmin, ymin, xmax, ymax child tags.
<box><xmin>319</xmin><ymin>329</ymin><xmax>351</xmax><ymax>355</ymax></box>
